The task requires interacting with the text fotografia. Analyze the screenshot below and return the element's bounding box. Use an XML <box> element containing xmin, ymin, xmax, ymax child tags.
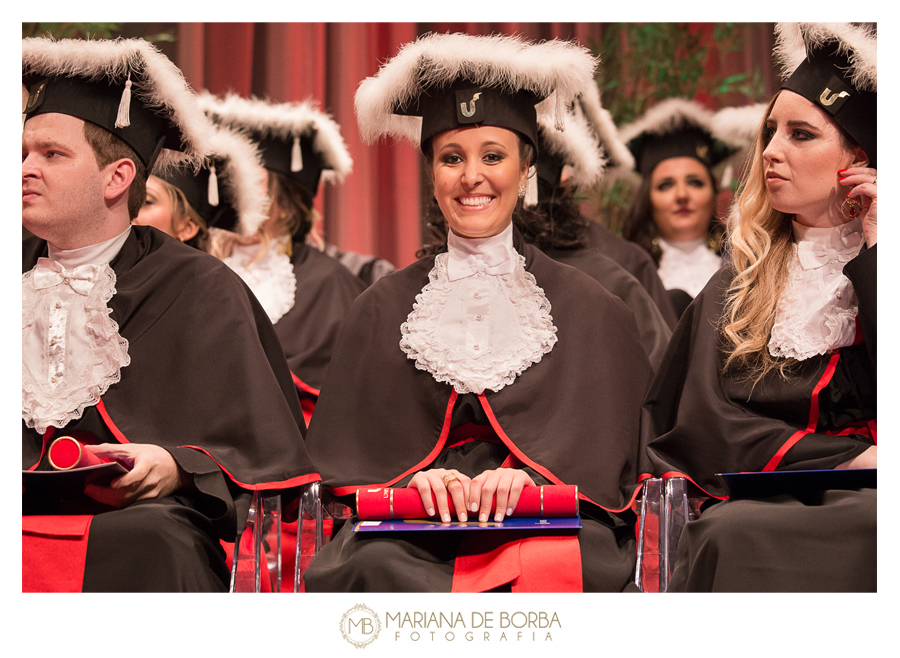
<box><xmin>387</xmin><ymin>611</ymin><xmax>561</xmax><ymax>642</ymax></box>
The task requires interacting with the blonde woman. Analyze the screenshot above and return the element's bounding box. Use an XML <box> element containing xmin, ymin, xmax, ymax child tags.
<box><xmin>642</xmin><ymin>23</ymin><xmax>876</xmax><ymax>591</ymax></box>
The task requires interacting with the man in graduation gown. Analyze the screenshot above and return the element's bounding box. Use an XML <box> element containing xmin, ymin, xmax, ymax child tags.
<box><xmin>22</xmin><ymin>37</ymin><xmax>319</xmax><ymax>592</ymax></box>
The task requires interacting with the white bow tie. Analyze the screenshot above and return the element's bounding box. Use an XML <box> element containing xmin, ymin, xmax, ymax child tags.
<box><xmin>796</xmin><ymin>233</ymin><xmax>863</xmax><ymax>271</ymax></box>
<box><xmin>32</xmin><ymin>258</ymin><xmax>104</xmax><ymax>296</ymax></box>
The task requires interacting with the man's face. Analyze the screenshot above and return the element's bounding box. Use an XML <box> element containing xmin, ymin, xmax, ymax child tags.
<box><xmin>22</xmin><ymin>113</ymin><xmax>108</xmax><ymax>246</ymax></box>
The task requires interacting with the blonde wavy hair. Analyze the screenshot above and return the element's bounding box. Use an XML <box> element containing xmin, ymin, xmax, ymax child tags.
<box><xmin>720</xmin><ymin>91</ymin><xmax>861</xmax><ymax>384</ymax></box>
<box><xmin>150</xmin><ymin>176</ymin><xmax>209</xmax><ymax>248</ymax></box>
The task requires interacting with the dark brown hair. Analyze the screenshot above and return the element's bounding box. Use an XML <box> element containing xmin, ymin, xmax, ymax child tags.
<box><xmin>82</xmin><ymin>121</ymin><xmax>146</xmax><ymax>220</ymax></box>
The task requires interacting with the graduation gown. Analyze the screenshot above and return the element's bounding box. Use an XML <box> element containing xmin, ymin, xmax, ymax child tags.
<box><xmin>543</xmin><ymin>245</ymin><xmax>672</xmax><ymax>371</ymax></box>
<box><xmin>641</xmin><ymin>246</ymin><xmax>877</xmax><ymax>591</ymax></box>
<box><xmin>23</xmin><ymin>226</ymin><xmax>320</xmax><ymax>592</ymax></box>
<box><xmin>583</xmin><ymin>221</ymin><xmax>678</xmax><ymax>328</ymax></box>
<box><xmin>304</xmin><ymin>231</ymin><xmax>653</xmax><ymax>592</ymax></box>
<box><xmin>275</xmin><ymin>240</ymin><xmax>367</xmax><ymax>399</ymax></box>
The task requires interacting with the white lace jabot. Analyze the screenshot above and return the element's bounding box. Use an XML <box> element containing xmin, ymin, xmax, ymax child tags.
<box><xmin>223</xmin><ymin>236</ymin><xmax>297</xmax><ymax>324</ymax></box>
<box><xmin>400</xmin><ymin>224</ymin><xmax>558</xmax><ymax>394</ymax></box>
<box><xmin>22</xmin><ymin>228</ymin><xmax>132</xmax><ymax>434</ymax></box>
<box><xmin>768</xmin><ymin>218</ymin><xmax>864</xmax><ymax>361</ymax></box>
<box><xmin>657</xmin><ymin>237</ymin><xmax>722</xmax><ymax>298</ymax></box>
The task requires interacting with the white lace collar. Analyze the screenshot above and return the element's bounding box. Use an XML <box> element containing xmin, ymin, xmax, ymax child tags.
<box><xmin>657</xmin><ymin>237</ymin><xmax>722</xmax><ymax>298</ymax></box>
<box><xmin>400</xmin><ymin>229</ymin><xmax>557</xmax><ymax>394</ymax></box>
<box><xmin>768</xmin><ymin>219</ymin><xmax>864</xmax><ymax>361</ymax></box>
<box><xmin>23</xmin><ymin>231</ymin><xmax>131</xmax><ymax>434</ymax></box>
<box><xmin>223</xmin><ymin>236</ymin><xmax>297</xmax><ymax>324</ymax></box>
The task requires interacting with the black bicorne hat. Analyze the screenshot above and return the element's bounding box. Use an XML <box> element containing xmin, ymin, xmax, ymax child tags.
<box><xmin>618</xmin><ymin>98</ymin><xmax>738</xmax><ymax>178</ymax></box>
<box><xmin>22</xmin><ymin>37</ymin><xmax>213</xmax><ymax>175</ymax></box>
<box><xmin>395</xmin><ymin>78</ymin><xmax>543</xmax><ymax>156</ymax></box>
<box><xmin>354</xmin><ymin>33</ymin><xmax>599</xmax><ymax>163</ymax></box>
<box><xmin>198</xmin><ymin>92</ymin><xmax>353</xmax><ymax>209</ymax></box>
<box><xmin>156</xmin><ymin>124</ymin><xmax>268</xmax><ymax>236</ymax></box>
<box><xmin>775</xmin><ymin>23</ymin><xmax>877</xmax><ymax>166</ymax></box>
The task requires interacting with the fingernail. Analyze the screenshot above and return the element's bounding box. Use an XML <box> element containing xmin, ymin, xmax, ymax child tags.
<box><xmin>507</xmin><ymin>507</ymin><xmax>514</xmax><ymax>517</ymax></box>
<box><xmin>838</xmin><ymin>168</ymin><xmax>848</xmax><ymax>173</ymax></box>
<box><xmin>443</xmin><ymin>513</ymin><xmax>451</xmax><ymax>522</ymax></box>
<box><xmin>427</xmin><ymin>507</ymin><xmax>434</xmax><ymax>516</ymax></box>
<box><xmin>494</xmin><ymin>512</ymin><xmax>504</xmax><ymax>522</ymax></box>
<box><xmin>459</xmin><ymin>512</ymin><xmax>467</xmax><ymax>522</ymax></box>
<box><xmin>470</xmin><ymin>502</ymin><xmax>478</xmax><ymax>512</ymax></box>
<box><xmin>480</xmin><ymin>513</ymin><xmax>487</xmax><ymax>522</ymax></box>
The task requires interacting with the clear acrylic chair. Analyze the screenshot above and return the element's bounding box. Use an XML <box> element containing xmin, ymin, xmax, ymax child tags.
<box><xmin>293</xmin><ymin>480</ymin><xmax>353</xmax><ymax>592</ymax></box>
<box><xmin>229</xmin><ymin>491</ymin><xmax>282</xmax><ymax>592</ymax></box>
<box><xmin>634</xmin><ymin>477</ymin><xmax>704</xmax><ymax>592</ymax></box>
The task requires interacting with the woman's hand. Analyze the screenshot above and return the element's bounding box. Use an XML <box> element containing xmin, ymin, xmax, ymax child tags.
<box><xmin>468</xmin><ymin>468</ymin><xmax>535</xmax><ymax>522</ymax></box>
<box><xmin>82</xmin><ymin>443</ymin><xmax>190</xmax><ymax>508</ymax></box>
<box><xmin>835</xmin><ymin>445</ymin><xmax>877</xmax><ymax>470</ymax></box>
<box><xmin>407</xmin><ymin>469</ymin><xmax>471</xmax><ymax>522</ymax></box>
<box><xmin>839</xmin><ymin>166</ymin><xmax>877</xmax><ymax>247</ymax></box>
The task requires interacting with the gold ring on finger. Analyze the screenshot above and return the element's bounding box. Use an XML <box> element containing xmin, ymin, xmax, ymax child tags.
<box><xmin>441</xmin><ymin>473</ymin><xmax>459</xmax><ymax>488</ymax></box>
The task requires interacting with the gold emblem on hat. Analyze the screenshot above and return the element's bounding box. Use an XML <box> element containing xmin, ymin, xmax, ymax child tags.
<box><xmin>819</xmin><ymin>88</ymin><xmax>851</xmax><ymax>106</ymax></box>
<box><xmin>696</xmin><ymin>144</ymin><xmax>709</xmax><ymax>159</ymax></box>
<box><xmin>460</xmin><ymin>92</ymin><xmax>482</xmax><ymax>118</ymax></box>
<box><xmin>25</xmin><ymin>82</ymin><xmax>46</xmax><ymax>112</ymax></box>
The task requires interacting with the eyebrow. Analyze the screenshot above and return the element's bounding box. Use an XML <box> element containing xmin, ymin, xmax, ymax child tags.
<box><xmin>438</xmin><ymin>140</ymin><xmax>509</xmax><ymax>152</ymax></box>
<box><xmin>25</xmin><ymin>138</ymin><xmax>71</xmax><ymax>151</ymax></box>
<box><xmin>766</xmin><ymin>118</ymin><xmax>820</xmax><ymax>131</ymax></box>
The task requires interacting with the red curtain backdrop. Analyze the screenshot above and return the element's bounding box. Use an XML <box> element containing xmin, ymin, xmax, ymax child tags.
<box><xmin>168</xmin><ymin>22</ymin><xmax>776</xmax><ymax>269</ymax></box>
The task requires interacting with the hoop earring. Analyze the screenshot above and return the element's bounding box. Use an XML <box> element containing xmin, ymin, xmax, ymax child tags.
<box><xmin>841</xmin><ymin>196</ymin><xmax>862</xmax><ymax>220</ymax></box>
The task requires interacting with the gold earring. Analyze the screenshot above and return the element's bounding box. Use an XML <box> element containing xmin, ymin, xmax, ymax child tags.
<box><xmin>841</xmin><ymin>195</ymin><xmax>862</xmax><ymax>220</ymax></box>
<box><xmin>518</xmin><ymin>183</ymin><xmax>527</xmax><ymax>198</ymax></box>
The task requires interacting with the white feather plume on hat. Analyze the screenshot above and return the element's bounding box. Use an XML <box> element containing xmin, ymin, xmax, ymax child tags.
<box><xmin>711</xmin><ymin>103</ymin><xmax>767</xmax><ymax>189</ymax></box>
<box><xmin>577</xmin><ymin>82</ymin><xmax>635</xmax><ymax>173</ymax></box>
<box><xmin>354</xmin><ymin>32</ymin><xmax>599</xmax><ymax>147</ymax></box>
<box><xmin>198</xmin><ymin>92</ymin><xmax>353</xmax><ymax>184</ymax></box>
<box><xmin>711</xmin><ymin>103</ymin><xmax>767</xmax><ymax>148</ymax></box>
<box><xmin>774</xmin><ymin>22</ymin><xmax>877</xmax><ymax>92</ymax></box>
<box><xmin>617</xmin><ymin>97</ymin><xmax>715</xmax><ymax>149</ymax></box>
<box><xmin>205</xmin><ymin>125</ymin><xmax>269</xmax><ymax>236</ymax></box>
<box><xmin>537</xmin><ymin>101</ymin><xmax>605</xmax><ymax>190</ymax></box>
<box><xmin>22</xmin><ymin>36</ymin><xmax>215</xmax><ymax>172</ymax></box>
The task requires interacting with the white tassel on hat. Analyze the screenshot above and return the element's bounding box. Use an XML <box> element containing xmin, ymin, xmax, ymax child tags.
<box><xmin>114</xmin><ymin>72</ymin><xmax>132</xmax><ymax>129</ymax></box>
<box><xmin>291</xmin><ymin>135</ymin><xmax>303</xmax><ymax>172</ymax></box>
<box><xmin>208</xmin><ymin>161</ymin><xmax>220</xmax><ymax>207</ymax></box>
<box><xmin>524</xmin><ymin>168</ymin><xmax>539</xmax><ymax>208</ymax></box>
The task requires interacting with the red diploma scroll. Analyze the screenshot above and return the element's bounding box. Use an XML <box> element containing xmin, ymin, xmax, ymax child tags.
<box><xmin>356</xmin><ymin>485</ymin><xmax>579</xmax><ymax>520</ymax></box>
<box><xmin>48</xmin><ymin>436</ymin><xmax>109</xmax><ymax>470</ymax></box>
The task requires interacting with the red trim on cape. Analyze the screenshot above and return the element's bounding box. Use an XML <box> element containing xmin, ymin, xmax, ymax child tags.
<box><xmin>291</xmin><ymin>371</ymin><xmax>320</xmax><ymax>397</ymax></box>
<box><xmin>477</xmin><ymin>394</ymin><xmax>637</xmax><ymax>513</ymax></box>
<box><xmin>762</xmin><ymin>352</ymin><xmax>841</xmax><ymax>472</ymax></box>
<box><xmin>98</xmin><ymin>400</ymin><xmax>321</xmax><ymax>491</ymax></box>
<box><xmin>330</xmin><ymin>391</ymin><xmax>459</xmax><ymax>498</ymax></box>
<box><xmin>638</xmin><ymin>470</ymin><xmax>727</xmax><ymax>501</ymax></box>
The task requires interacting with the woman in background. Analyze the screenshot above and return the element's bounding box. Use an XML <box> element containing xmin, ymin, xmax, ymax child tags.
<box><xmin>619</xmin><ymin>98</ymin><xmax>737</xmax><ymax>317</ymax></box>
